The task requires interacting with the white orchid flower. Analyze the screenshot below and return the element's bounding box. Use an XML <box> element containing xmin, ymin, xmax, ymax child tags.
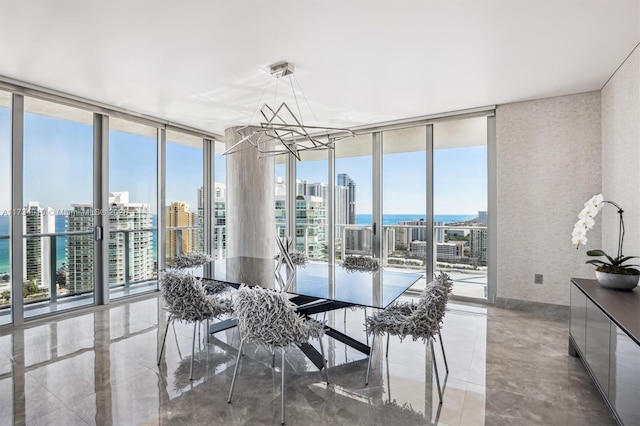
<box><xmin>584</xmin><ymin>194</ymin><xmax>604</xmax><ymax>211</ymax></box>
<box><xmin>572</xmin><ymin>226</ymin><xmax>586</xmax><ymax>237</ymax></box>
<box><xmin>575</xmin><ymin>216</ymin><xmax>595</xmax><ymax>230</ymax></box>
<box><xmin>578</xmin><ymin>204</ymin><xmax>598</xmax><ymax>219</ymax></box>
<box><xmin>572</xmin><ymin>234</ymin><xmax>588</xmax><ymax>246</ymax></box>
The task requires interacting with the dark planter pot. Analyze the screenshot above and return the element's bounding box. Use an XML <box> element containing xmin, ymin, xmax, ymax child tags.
<box><xmin>595</xmin><ymin>271</ymin><xmax>640</xmax><ymax>290</ymax></box>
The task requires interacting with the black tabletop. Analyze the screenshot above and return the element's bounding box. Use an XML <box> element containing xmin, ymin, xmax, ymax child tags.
<box><xmin>212</xmin><ymin>256</ymin><xmax>423</xmax><ymax>309</ymax></box>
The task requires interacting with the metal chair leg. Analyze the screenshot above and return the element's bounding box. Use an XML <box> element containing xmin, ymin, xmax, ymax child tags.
<box><xmin>364</xmin><ymin>307</ymin><xmax>368</xmax><ymax>345</ymax></box>
<box><xmin>319</xmin><ymin>337</ymin><xmax>329</xmax><ymax>384</ymax></box>
<box><xmin>343</xmin><ymin>309</ymin><xmax>347</xmax><ymax>330</ymax></box>
<box><xmin>228</xmin><ymin>338</ymin><xmax>245</xmax><ymax>403</ymax></box>
<box><xmin>157</xmin><ymin>317</ymin><xmax>172</xmax><ymax>365</ymax></box>
<box><xmin>431</xmin><ymin>339</ymin><xmax>443</xmax><ymax>404</ymax></box>
<box><xmin>438</xmin><ymin>329</ymin><xmax>449</xmax><ymax>374</ymax></box>
<box><xmin>385</xmin><ymin>333</ymin><xmax>390</xmax><ymax>358</ymax></box>
<box><xmin>365</xmin><ymin>334</ymin><xmax>375</xmax><ymax>385</ymax></box>
<box><xmin>281</xmin><ymin>347</ymin><xmax>286</xmax><ymax>425</ymax></box>
<box><xmin>190</xmin><ymin>322</ymin><xmax>197</xmax><ymax>380</ymax></box>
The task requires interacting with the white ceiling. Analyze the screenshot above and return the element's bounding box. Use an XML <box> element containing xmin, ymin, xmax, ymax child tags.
<box><xmin>1</xmin><ymin>1</ymin><xmax>638</xmax><ymax>136</ymax></box>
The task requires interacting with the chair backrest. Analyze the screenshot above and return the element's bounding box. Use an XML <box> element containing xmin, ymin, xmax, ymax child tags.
<box><xmin>232</xmin><ymin>285</ymin><xmax>324</xmax><ymax>348</ymax></box>
<box><xmin>411</xmin><ymin>272</ymin><xmax>453</xmax><ymax>339</ymax></box>
<box><xmin>172</xmin><ymin>252</ymin><xmax>213</xmax><ymax>270</ymax></box>
<box><xmin>160</xmin><ymin>270</ymin><xmax>230</xmax><ymax>322</ymax></box>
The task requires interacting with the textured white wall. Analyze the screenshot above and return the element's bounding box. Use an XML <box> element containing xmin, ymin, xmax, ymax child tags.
<box><xmin>601</xmin><ymin>45</ymin><xmax>640</xmax><ymax>263</ymax></box>
<box><xmin>496</xmin><ymin>92</ymin><xmax>601</xmax><ymax>306</ymax></box>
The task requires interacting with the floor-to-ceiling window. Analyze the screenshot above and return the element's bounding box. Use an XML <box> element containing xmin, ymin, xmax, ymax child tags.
<box><xmin>23</xmin><ymin>97</ymin><xmax>95</xmax><ymax>317</ymax></box>
<box><xmin>0</xmin><ymin>91</ymin><xmax>11</xmax><ymax>324</ymax></box>
<box><xmin>382</xmin><ymin>126</ymin><xmax>427</xmax><ymax>271</ymax></box>
<box><xmin>275</xmin><ymin>158</ymin><xmax>287</xmax><ymax>239</ymax></box>
<box><xmin>334</xmin><ymin>134</ymin><xmax>373</xmax><ymax>261</ymax></box>
<box><xmin>296</xmin><ymin>151</ymin><xmax>329</xmax><ymax>261</ymax></box>
<box><xmin>214</xmin><ymin>141</ymin><xmax>226</xmax><ymax>259</ymax></box>
<box><xmin>433</xmin><ymin>117</ymin><xmax>488</xmax><ymax>299</ymax></box>
<box><xmin>165</xmin><ymin>131</ymin><xmax>203</xmax><ymax>269</ymax></box>
<box><xmin>109</xmin><ymin>118</ymin><xmax>158</xmax><ymax>299</ymax></box>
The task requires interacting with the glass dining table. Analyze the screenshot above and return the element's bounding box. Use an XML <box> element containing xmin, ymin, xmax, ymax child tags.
<box><xmin>201</xmin><ymin>256</ymin><xmax>423</xmax><ymax>370</ymax></box>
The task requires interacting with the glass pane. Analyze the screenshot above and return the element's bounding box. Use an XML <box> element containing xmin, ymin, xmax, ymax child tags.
<box><xmin>382</xmin><ymin>126</ymin><xmax>427</xmax><ymax>271</ymax></box>
<box><xmin>23</xmin><ymin>97</ymin><xmax>94</xmax><ymax>318</ymax></box>
<box><xmin>0</xmin><ymin>91</ymin><xmax>10</xmax><ymax>325</ymax></box>
<box><xmin>296</xmin><ymin>151</ymin><xmax>328</xmax><ymax>261</ymax></box>
<box><xmin>214</xmin><ymin>141</ymin><xmax>226</xmax><ymax>259</ymax></box>
<box><xmin>335</xmin><ymin>134</ymin><xmax>372</xmax><ymax>261</ymax></box>
<box><xmin>275</xmin><ymin>158</ymin><xmax>286</xmax><ymax>239</ymax></box>
<box><xmin>165</xmin><ymin>131</ymin><xmax>203</xmax><ymax>268</ymax></box>
<box><xmin>434</xmin><ymin>117</ymin><xmax>488</xmax><ymax>299</ymax></box>
<box><xmin>109</xmin><ymin>118</ymin><xmax>157</xmax><ymax>298</ymax></box>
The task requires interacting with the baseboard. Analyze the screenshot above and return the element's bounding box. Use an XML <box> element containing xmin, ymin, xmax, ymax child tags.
<box><xmin>495</xmin><ymin>297</ymin><xmax>569</xmax><ymax>320</ymax></box>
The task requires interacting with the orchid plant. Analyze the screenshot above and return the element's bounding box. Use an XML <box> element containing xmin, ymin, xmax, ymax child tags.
<box><xmin>572</xmin><ymin>194</ymin><xmax>640</xmax><ymax>275</ymax></box>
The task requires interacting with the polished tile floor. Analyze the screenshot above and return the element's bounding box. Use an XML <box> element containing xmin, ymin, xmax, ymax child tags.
<box><xmin>0</xmin><ymin>293</ymin><xmax>616</xmax><ymax>425</ymax></box>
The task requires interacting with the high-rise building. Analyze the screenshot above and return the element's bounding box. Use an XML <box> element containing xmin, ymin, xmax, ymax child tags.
<box><xmin>337</xmin><ymin>173</ymin><xmax>356</xmax><ymax>224</ymax></box>
<box><xmin>194</xmin><ymin>187</ymin><xmax>204</xmax><ymax>252</ymax></box>
<box><xmin>437</xmin><ymin>241</ymin><xmax>465</xmax><ymax>262</ymax></box>
<box><xmin>108</xmin><ymin>192</ymin><xmax>154</xmax><ymax>286</ymax></box>
<box><xmin>67</xmin><ymin>193</ymin><xmax>155</xmax><ymax>290</ymax></box>
<box><xmin>470</xmin><ymin>227</ymin><xmax>488</xmax><ymax>264</ymax></box>
<box><xmin>67</xmin><ymin>204</ymin><xmax>94</xmax><ymax>292</ymax></box>
<box><xmin>478</xmin><ymin>211</ymin><xmax>488</xmax><ymax>223</ymax></box>
<box><xmin>214</xmin><ymin>183</ymin><xmax>226</xmax><ymax>258</ymax></box>
<box><xmin>398</xmin><ymin>218</ymin><xmax>428</xmax><ymax>241</ymax></box>
<box><xmin>166</xmin><ymin>201</ymin><xmax>194</xmax><ymax>261</ymax></box>
<box><xmin>295</xmin><ymin>195</ymin><xmax>326</xmax><ymax>259</ymax></box>
<box><xmin>23</xmin><ymin>201</ymin><xmax>55</xmax><ymax>287</ymax></box>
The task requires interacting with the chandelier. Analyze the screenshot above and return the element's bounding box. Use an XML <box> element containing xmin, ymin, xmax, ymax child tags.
<box><xmin>223</xmin><ymin>62</ymin><xmax>354</xmax><ymax>161</ymax></box>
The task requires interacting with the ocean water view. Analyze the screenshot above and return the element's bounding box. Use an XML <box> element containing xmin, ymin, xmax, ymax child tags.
<box><xmin>0</xmin><ymin>215</ymin><xmax>158</xmax><ymax>274</ymax></box>
<box><xmin>356</xmin><ymin>213</ymin><xmax>476</xmax><ymax>225</ymax></box>
<box><xmin>0</xmin><ymin>213</ymin><xmax>475</xmax><ymax>274</ymax></box>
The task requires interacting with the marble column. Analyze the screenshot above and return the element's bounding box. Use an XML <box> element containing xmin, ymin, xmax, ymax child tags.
<box><xmin>225</xmin><ymin>127</ymin><xmax>275</xmax><ymax>260</ymax></box>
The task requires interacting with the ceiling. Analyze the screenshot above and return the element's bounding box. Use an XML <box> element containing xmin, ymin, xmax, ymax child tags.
<box><xmin>1</xmin><ymin>1</ymin><xmax>638</xmax><ymax>137</ymax></box>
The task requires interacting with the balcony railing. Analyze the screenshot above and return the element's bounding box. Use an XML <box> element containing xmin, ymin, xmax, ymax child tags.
<box><xmin>0</xmin><ymin>228</ymin><xmax>159</xmax><ymax>313</ymax></box>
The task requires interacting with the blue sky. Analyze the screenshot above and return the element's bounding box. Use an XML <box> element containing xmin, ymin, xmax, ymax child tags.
<box><xmin>293</xmin><ymin>146</ymin><xmax>487</xmax><ymax>215</ymax></box>
<box><xmin>1</xmin><ymin>108</ymin><xmax>486</xmax><ymax>216</ymax></box>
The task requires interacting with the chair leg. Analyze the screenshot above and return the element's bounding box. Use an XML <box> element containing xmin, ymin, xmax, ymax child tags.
<box><xmin>228</xmin><ymin>338</ymin><xmax>245</xmax><ymax>403</ymax></box>
<box><xmin>385</xmin><ymin>333</ymin><xmax>390</xmax><ymax>358</ymax></box>
<box><xmin>365</xmin><ymin>334</ymin><xmax>375</xmax><ymax>385</ymax></box>
<box><xmin>437</xmin><ymin>329</ymin><xmax>449</xmax><ymax>374</ymax></box>
<box><xmin>318</xmin><ymin>337</ymin><xmax>329</xmax><ymax>384</ymax></box>
<box><xmin>206</xmin><ymin>319</ymin><xmax>210</xmax><ymax>343</ymax></box>
<box><xmin>190</xmin><ymin>322</ymin><xmax>197</xmax><ymax>380</ymax></box>
<box><xmin>364</xmin><ymin>307</ymin><xmax>368</xmax><ymax>345</ymax></box>
<box><xmin>343</xmin><ymin>309</ymin><xmax>347</xmax><ymax>330</ymax></box>
<box><xmin>281</xmin><ymin>347</ymin><xmax>286</xmax><ymax>425</ymax></box>
<box><xmin>157</xmin><ymin>317</ymin><xmax>172</xmax><ymax>365</ymax></box>
<box><xmin>431</xmin><ymin>339</ymin><xmax>443</xmax><ymax>404</ymax></box>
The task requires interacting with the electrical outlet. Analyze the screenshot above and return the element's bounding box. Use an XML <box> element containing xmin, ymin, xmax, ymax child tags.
<box><xmin>534</xmin><ymin>274</ymin><xmax>543</xmax><ymax>284</ymax></box>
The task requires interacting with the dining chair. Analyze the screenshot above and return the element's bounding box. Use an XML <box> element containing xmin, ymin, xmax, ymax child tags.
<box><xmin>364</xmin><ymin>272</ymin><xmax>453</xmax><ymax>403</ymax></box>
<box><xmin>227</xmin><ymin>285</ymin><xmax>329</xmax><ymax>425</ymax></box>
<box><xmin>341</xmin><ymin>255</ymin><xmax>382</xmax><ymax>343</ymax></box>
<box><xmin>157</xmin><ymin>253</ymin><xmax>232</xmax><ymax>380</ymax></box>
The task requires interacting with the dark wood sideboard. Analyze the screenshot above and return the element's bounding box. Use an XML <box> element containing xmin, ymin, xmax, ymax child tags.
<box><xmin>569</xmin><ymin>278</ymin><xmax>640</xmax><ymax>425</ymax></box>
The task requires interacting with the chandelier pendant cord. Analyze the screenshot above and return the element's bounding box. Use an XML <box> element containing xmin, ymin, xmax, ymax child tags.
<box><xmin>293</xmin><ymin>73</ymin><xmax>320</xmax><ymax>128</ymax></box>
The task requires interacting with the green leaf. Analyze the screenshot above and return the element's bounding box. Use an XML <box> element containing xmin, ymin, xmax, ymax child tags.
<box><xmin>618</xmin><ymin>255</ymin><xmax>640</xmax><ymax>264</ymax></box>
<box><xmin>586</xmin><ymin>250</ymin><xmax>616</xmax><ymax>264</ymax></box>
<box><xmin>585</xmin><ymin>260</ymin><xmax>606</xmax><ymax>266</ymax></box>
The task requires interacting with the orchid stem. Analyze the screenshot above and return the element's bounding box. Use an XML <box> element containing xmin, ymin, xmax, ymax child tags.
<box><xmin>603</xmin><ymin>200</ymin><xmax>625</xmax><ymax>260</ymax></box>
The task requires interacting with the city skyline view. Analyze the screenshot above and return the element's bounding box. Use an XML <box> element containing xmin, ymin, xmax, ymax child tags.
<box><xmin>0</xmin><ymin>107</ymin><xmax>486</xmax><ymax>215</ymax></box>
